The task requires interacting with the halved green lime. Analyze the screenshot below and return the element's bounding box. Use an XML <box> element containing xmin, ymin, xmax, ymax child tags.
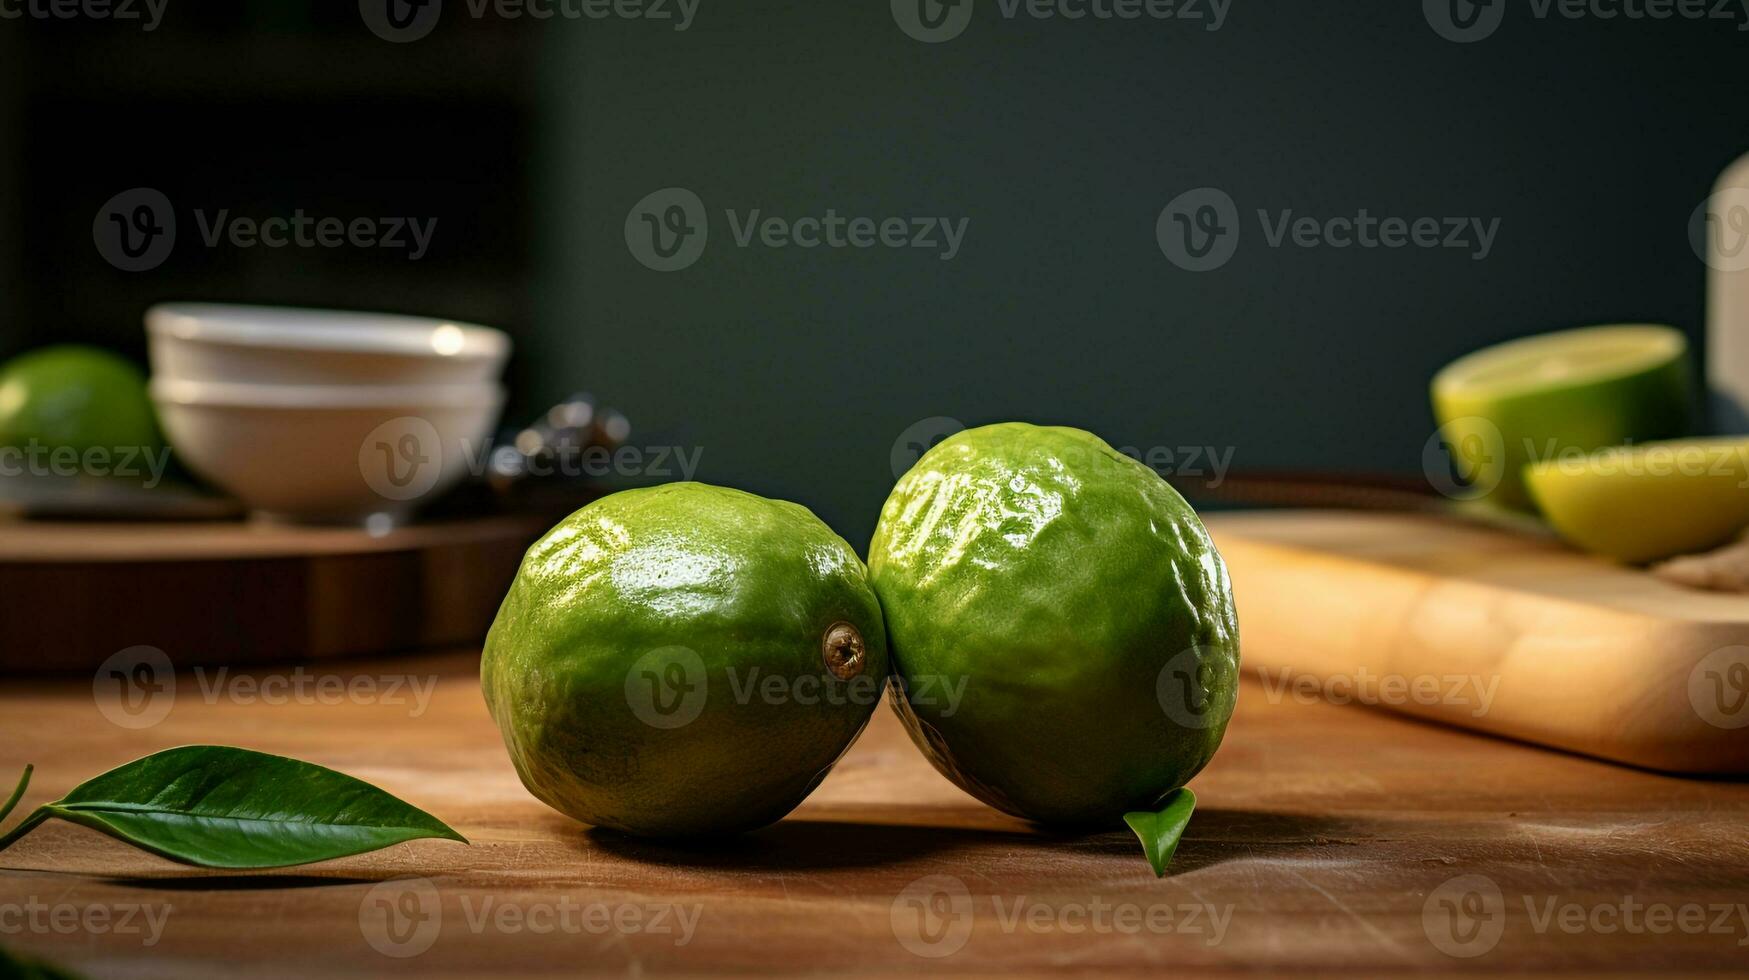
<box><xmin>1525</xmin><ymin>437</ymin><xmax>1749</xmax><ymax>563</ymax></box>
<box><xmin>1431</xmin><ymin>325</ymin><xmax>1692</xmax><ymax>510</ymax></box>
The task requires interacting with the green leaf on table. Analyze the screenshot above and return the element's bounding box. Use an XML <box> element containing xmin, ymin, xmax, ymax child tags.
<box><xmin>0</xmin><ymin>746</ymin><xmax>465</xmax><ymax>869</ymax></box>
<box><xmin>1123</xmin><ymin>787</ymin><xmax>1197</xmax><ymax>878</ymax></box>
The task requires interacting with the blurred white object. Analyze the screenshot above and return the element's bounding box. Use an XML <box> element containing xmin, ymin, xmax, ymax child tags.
<box><xmin>1707</xmin><ymin>153</ymin><xmax>1749</xmax><ymax>432</ymax></box>
<box><xmin>147</xmin><ymin>303</ymin><xmax>511</xmax><ymax>387</ymax></box>
<box><xmin>151</xmin><ymin>379</ymin><xmax>504</xmax><ymax>525</ymax></box>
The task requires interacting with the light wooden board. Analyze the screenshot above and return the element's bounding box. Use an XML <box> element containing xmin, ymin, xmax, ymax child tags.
<box><xmin>1206</xmin><ymin>510</ymin><xmax>1749</xmax><ymax>774</ymax></box>
<box><xmin>1</xmin><ymin>652</ymin><xmax>1747</xmax><ymax>976</ymax></box>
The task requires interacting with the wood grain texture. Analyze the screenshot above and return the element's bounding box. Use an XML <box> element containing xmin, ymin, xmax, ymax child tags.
<box><xmin>0</xmin><ymin>517</ymin><xmax>550</xmax><ymax>672</ymax></box>
<box><xmin>1207</xmin><ymin>510</ymin><xmax>1749</xmax><ymax>775</ymax></box>
<box><xmin>1</xmin><ymin>652</ymin><xmax>1746</xmax><ymax>977</ymax></box>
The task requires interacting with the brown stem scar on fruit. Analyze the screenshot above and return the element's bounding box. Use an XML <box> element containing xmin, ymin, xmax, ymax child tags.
<box><xmin>822</xmin><ymin>622</ymin><xmax>865</xmax><ymax>680</ymax></box>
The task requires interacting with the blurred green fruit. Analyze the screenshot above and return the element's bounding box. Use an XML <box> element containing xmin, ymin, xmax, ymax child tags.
<box><xmin>0</xmin><ymin>345</ymin><xmax>163</xmax><ymax>457</ymax></box>
<box><xmin>1430</xmin><ymin>325</ymin><xmax>1692</xmax><ymax>510</ymax></box>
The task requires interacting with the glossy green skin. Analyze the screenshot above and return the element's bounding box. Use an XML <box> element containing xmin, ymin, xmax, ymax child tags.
<box><xmin>869</xmin><ymin>423</ymin><xmax>1239</xmax><ymax>827</ymax></box>
<box><xmin>0</xmin><ymin>346</ymin><xmax>163</xmax><ymax>455</ymax></box>
<box><xmin>481</xmin><ymin>483</ymin><xmax>888</xmax><ymax>838</ymax></box>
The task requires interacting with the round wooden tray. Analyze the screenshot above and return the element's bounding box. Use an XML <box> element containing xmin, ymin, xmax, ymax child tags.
<box><xmin>0</xmin><ymin>515</ymin><xmax>554</xmax><ymax>673</ymax></box>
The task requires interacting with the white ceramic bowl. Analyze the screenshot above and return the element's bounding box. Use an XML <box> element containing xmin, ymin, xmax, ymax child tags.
<box><xmin>146</xmin><ymin>303</ymin><xmax>511</xmax><ymax>387</ymax></box>
<box><xmin>151</xmin><ymin>378</ymin><xmax>504</xmax><ymax>525</ymax></box>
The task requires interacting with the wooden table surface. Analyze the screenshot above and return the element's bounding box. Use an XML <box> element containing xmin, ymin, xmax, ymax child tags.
<box><xmin>2</xmin><ymin>652</ymin><xmax>1747</xmax><ymax>978</ymax></box>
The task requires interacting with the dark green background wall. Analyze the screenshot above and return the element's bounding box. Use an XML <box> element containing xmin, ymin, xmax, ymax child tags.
<box><xmin>6</xmin><ymin>3</ymin><xmax>1745</xmax><ymax>547</ymax></box>
<box><xmin>532</xmin><ymin>1</ymin><xmax>1748</xmax><ymax>545</ymax></box>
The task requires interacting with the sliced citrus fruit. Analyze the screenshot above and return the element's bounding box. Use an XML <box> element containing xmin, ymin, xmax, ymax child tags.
<box><xmin>1431</xmin><ymin>324</ymin><xmax>1692</xmax><ymax>510</ymax></box>
<box><xmin>1524</xmin><ymin>437</ymin><xmax>1749</xmax><ymax>563</ymax></box>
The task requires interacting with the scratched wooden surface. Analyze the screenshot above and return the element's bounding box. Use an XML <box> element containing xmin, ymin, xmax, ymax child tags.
<box><xmin>1</xmin><ymin>652</ymin><xmax>1747</xmax><ymax>978</ymax></box>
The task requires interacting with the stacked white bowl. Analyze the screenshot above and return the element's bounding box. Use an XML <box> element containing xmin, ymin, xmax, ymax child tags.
<box><xmin>145</xmin><ymin>303</ymin><xmax>511</xmax><ymax>526</ymax></box>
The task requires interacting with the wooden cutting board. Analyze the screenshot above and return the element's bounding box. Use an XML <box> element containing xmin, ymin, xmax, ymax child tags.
<box><xmin>0</xmin><ymin>516</ymin><xmax>554</xmax><ymax>673</ymax></box>
<box><xmin>1205</xmin><ymin>510</ymin><xmax>1749</xmax><ymax>775</ymax></box>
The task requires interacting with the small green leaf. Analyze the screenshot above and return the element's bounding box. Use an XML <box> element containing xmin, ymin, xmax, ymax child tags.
<box><xmin>1123</xmin><ymin>787</ymin><xmax>1197</xmax><ymax>878</ymax></box>
<box><xmin>0</xmin><ymin>746</ymin><xmax>466</xmax><ymax>870</ymax></box>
